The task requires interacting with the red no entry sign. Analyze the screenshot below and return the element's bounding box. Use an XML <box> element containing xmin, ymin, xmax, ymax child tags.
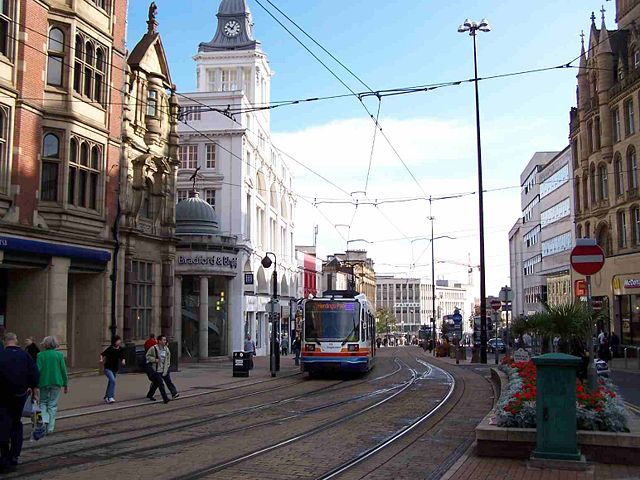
<box><xmin>570</xmin><ymin>241</ymin><xmax>605</xmax><ymax>276</ymax></box>
<box><xmin>490</xmin><ymin>299</ymin><xmax>502</xmax><ymax>311</ymax></box>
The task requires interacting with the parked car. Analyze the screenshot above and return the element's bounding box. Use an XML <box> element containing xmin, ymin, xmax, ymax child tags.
<box><xmin>487</xmin><ymin>338</ymin><xmax>506</xmax><ymax>353</ymax></box>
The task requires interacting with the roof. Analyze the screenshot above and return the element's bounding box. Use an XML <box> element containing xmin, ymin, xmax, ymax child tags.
<box><xmin>127</xmin><ymin>32</ymin><xmax>173</xmax><ymax>85</ymax></box>
<box><xmin>175</xmin><ymin>194</ymin><xmax>219</xmax><ymax>236</ymax></box>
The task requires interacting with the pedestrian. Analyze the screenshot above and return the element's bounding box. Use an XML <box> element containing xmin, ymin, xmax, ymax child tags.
<box><xmin>610</xmin><ymin>331</ymin><xmax>620</xmax><ymax>358</ymax></box>
<box><xmin>598</xmin><ymin>333</ymin><xmax>612</xmax><ymax>362</ymax></box>
<box><xmin>36</xmin><ymin>336</ymin><xmax>68</xmax><ymax>434</ymax></box>
<box><xmin>145</xmin><ymin>335</ymin><xmax>176</xmax><ymax>403</ymax></box>
<box><xmin>244</xmin><ymin>335</ymin><xmax>256</xmax><ymax>369</ymax></box>
<box><xmin>24</xmin><ymin>337</ymin><xmax>39</xmax><ymax>362</ymax></box>
<box><xmin>0</xmin><ymin>332</ymin><xmax>39</xmax><ymax>473</ymax></box>
<box><xmin>100</xmin><ymin>336</ymin><xmax>125</xmax><ymax>404</ymax></box>
<box><xmin>144</xmin><ymin>333</ymin><xmax>157</xmax><ymax>353</ymax></box>
<box><xmin>292</xmin><ymin>335</ymin><xmax>301</xmax><ymax>366</ymax></box>
<box><xmin>280</xmin><ymin>333</ymin><xmax>288</xmax><ymax>356</ymax></box>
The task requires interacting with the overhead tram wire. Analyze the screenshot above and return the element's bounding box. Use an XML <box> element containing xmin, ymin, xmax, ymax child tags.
<box><xmin>364</xmin><ymin>99</ymin><xmax>382</xmax><ymax>194</ymax></box>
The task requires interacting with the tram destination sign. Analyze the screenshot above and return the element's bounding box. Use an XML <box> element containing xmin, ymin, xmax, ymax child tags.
<box><xmin>176</xmin><ymin>251</ymin><xmax>239</xmax><ymax>275</ymax></box>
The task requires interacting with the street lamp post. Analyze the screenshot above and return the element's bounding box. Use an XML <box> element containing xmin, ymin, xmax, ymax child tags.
<box><xmin>458</xmin><ymin>18</ymin><xmax>491</xmax><ymax>364</ymax></box>
<box><xmin>261</xmin><ymin>252</ymin><xmax>280</xmax><ymax>377</ymax></box>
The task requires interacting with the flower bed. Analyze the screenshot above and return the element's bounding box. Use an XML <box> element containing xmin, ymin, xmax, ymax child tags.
<box><xmin>496</xmin><ymin>356</ymin><xmax>629</xmax><ymax>432</ymax></box>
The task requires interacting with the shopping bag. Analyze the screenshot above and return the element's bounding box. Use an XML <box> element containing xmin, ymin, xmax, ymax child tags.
<box><xmin>21</xmin><ymin>393</ymin><xmax>39</xmax><ymax>418</ymax></box>
<box><xmin>31</xmin><ymin>405</ymin><xmax>46</xmax><ymax>441</ymax></box>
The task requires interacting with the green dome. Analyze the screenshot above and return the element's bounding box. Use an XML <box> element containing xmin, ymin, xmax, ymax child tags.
<box><xmin>176</xmin><ymin>194</ymin><xmax>219</xmax><ymax>236</ymax></box>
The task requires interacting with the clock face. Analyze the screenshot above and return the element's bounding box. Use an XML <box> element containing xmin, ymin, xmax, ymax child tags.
<box><xmin>224</xmin><ymin>20</ymin><xmax>241</xmax><ymax>37</ymax></box>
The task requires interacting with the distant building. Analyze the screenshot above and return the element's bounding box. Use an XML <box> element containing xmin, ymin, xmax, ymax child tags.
<box><xmin>323</xmin><ymin>250</ymin><xmax>375</xmax><ymax>306</ymax></box>
<box><xmin>375</xmin><ymin>276</ymin><xmax>467</xmax><ymax>336</ymax></box>
<box><xmin>296</xmin><ymin>246</ymin><xmax>322</xmax><ymax>298</ymax></box>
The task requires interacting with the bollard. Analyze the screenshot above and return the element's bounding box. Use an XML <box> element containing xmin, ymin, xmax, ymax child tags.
<box><xmin>625</xmin><ymin>347</ymin><xmax>629</xmax><ymax>369</ymax></box>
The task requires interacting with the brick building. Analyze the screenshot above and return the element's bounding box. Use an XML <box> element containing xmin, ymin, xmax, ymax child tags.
<box><xmin>0</xmin><ymin>0</ymin><xmax>126</xmax><ymax>367</ymax></box>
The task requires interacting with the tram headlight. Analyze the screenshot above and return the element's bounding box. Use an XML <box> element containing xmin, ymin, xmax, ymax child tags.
<box><xmin>305</xmin><ymin>344</ymin><xmax>315</xmax><ymax>352</ymax></box>
<box><xmin>347</xmin><ymin>344</ymin><xmax>359</xmax><ymax>352</ymax></box>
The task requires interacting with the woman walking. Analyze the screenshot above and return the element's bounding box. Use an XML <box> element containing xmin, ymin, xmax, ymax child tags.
<box><xmin>36</xmin><ymin>336</ymin><xmax>68</xmax><ymax>434</ymax></box>
<box><xmin>100</xmin><ymin>336</ymin><xmax>125</xmax><ymax>404</ymax></box>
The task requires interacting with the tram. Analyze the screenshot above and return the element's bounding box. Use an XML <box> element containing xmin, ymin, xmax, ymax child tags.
<box><xmin>300</xmin><ymin>290</ymin><xmax>376</xmax><ymax>375</ymax></box>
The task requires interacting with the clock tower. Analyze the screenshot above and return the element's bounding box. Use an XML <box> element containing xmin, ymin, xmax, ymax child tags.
<box><xmin>199</xmin><ymin>0</ymin><xmax>259</xmax><ymax>52</ymax></box>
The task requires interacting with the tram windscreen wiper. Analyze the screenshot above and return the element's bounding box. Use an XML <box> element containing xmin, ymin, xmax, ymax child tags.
<box><xmin>341</xmin><ymin>317</ymin><xmax>358</xmax><ymax>346</ymax></box>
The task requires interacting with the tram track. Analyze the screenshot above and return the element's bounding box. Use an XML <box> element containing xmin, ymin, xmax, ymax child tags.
<box><xmin>167</xmin><ymin>360</ymin><xmax>424</xmax><ymax>480</ymax></box>
<box><xmin>10</xmin><ymin>359</ymin><xmax>409</xmax><ymax>478</ymax></box>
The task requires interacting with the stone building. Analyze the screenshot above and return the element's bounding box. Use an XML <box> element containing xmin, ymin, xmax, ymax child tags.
<box><xmin>0</xmin><ymin>0</ymin><xmax>126</xmax><ymax>368</ymax></box>
<box><xmin>119</xmin><ymin>5</ymin><xmax>180</xmax><ymax>347</ymax></box>
<box><xmin>324</xmin><ymin>250</ymin><xmax>376</xmax><ymax>308</ymax></box>
<box><xmin>570</xmin><ymin>1</ymin><xmax>640</xmax><ymax>345</ymax></box>
<box><xmin>176</xmin><ymin>0</ymin><xmax>297</xmax><ymax>357</ymax></box>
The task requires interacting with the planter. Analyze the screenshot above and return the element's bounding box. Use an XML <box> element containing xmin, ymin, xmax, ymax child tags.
<box><xmin>475</xmin><ymin>368</ymin><xmax>640</xmax><ymax>464</ymax></box>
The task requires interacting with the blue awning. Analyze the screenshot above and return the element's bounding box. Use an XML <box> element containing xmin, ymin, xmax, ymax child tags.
<box><xmin>0</xmin><ymin>236</ymin><xmax>111</xmax><ymax>263</ymax></box>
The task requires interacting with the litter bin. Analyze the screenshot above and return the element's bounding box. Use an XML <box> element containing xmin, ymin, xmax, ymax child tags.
<box><xmin>233</xmin><ymin>351</ymin><xmax>251</xmax><ymax>377</ymax></box>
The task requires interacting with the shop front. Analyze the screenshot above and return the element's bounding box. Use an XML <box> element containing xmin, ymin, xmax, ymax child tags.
<box><xmin>0</xmin><ymin>233</ymin><xmax>111</xmax><ymax>367</ymax></box>
<box><xmin>613</xmin><ymin>274</ymin><xmax>640</xmax><ymax>346</ymax></box>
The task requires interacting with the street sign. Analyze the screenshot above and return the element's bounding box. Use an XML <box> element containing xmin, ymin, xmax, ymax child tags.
<box><xmin>570</xmin><ymin>239</ymin><xmax>605</xmax><ymax>276</ymax></box>
<box><xmin>452</xmin><ymin>312</ymin><xmax>463</xmax><ymax>325</ymax></box>
<box><xmin>490</xmin><ymin>299</ymin><xmax>502</xmax><ymax>312</ymax></box>
<box><xmin>499</xmin><ymin>286</ymin><xmax>513</xmax><ymax>302</ymax></box>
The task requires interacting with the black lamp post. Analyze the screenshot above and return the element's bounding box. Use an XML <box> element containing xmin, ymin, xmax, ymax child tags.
<box><xmin>261</xmin><ymin>252</ymin><xmax>279</xmax><ymax>377</ymax></box>
<box><xmin>458</xmin><ymin>18</ymin><xmax>491</xmax><ymax>364</ymax></box>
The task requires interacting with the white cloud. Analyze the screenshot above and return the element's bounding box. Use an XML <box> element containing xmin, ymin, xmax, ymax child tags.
<box><xmin>274</xmin><ymin>116</ymin><xmax>530</xmax><ymax>297</ymax></box>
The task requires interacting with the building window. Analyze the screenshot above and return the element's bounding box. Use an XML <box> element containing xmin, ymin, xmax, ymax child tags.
<box><xmin>590</xmin><ymin>165</ymin><xmax>596</xmax><ymax>204</ymax></box>
<box><xmin>41</xmin><ymin>133</ymin><xmax>61</xmax><ymax>202</ymax></box>
<box><xmin>540</xmin><ymin>198</ymin><xmax>571</xmax><ymax>228</ymax></box>
<box><xmin>204</xmin><ymin>189</ymin><xmax>215</xmax><ymax>208</ymax></box>
<box><xmin>140</xmin><ymin>180</ymin><xmax>152</xmax><ymax>219</ymax></box>
<box><xmin>629</xmin><ymin>147</ymin><xmax>638</xmax><ymax>191</ymax></box>
<box><xmin>585</xmin><ymin>221</ymin><xmax>591</xmax><ymax>239</ymax></box>
<box><xmin>575</xmin><ymin>178</ymin><xmax>581</xmax><ymax>213</ymax></box>
<box><xmin>619</xmin><ymin>211</ymin><xmax>628</xmax><ymax>248</ymax></box>
<box><xmin>598</xmin><ymin>164</ymin><xmax>609</xmax><ymax>200</ymax></box>
<box><xmin>179</xmin><ymin>145</ymin><xmax>198</xmax><ymax>169</ymax></box>
<box><xmin>594</xmin><ymin>117</ymin><xmax>601</xmax><ymax>150</ymax></box>
<box><xmin>180</xmin><ymin>105</ymin><xmax>201</xmax><ymax>121</ymax></box>
<box><xmin>540</xmin><ymin>164</ymin><xmax>569</xmax><ymax>198</ymax></box>
<box><xmin>626</xmin><ymin>99</ymin><xmax>636</xmax><ymax>136</ymax></box>
<box><xmin>46</xmin><ymin>27</ymin><xmax>65</xmax><ymax>87</ymax></box>
<box><xmin>613</xmin><ymin>108</ymin><xmax>621</xmax><ymax>143</ymax></box>
<box><xmin>88</xmin><ymin>0</ymin><xmax>110</xmax><ymax>12</ymax></box>
<box><xmin>635</xmin><ymin>50</ymin><xmax>640</xmax><ymax>69</ymax></box>
<box><xmin>0</xmin><ymin>0</ymin><xmax>12</xmax><ymax>58</ymax></box>
<box><xmin>68</xmin><ymin>138</ymin><xmax>100</xmax><ymax>210</ymax></box>
<box><xmin>577</xmin><ymin>224</ymin><xmax>583</xmax><ymax>239</ymax></box>
<box><xmin>615</xmin><ymin>155</ymin><xmax>624</xmax><ymax>196</ymax></box>
<box><xmin>633</xmin><ymin>207</ymin><xmax>640</xmax><ymax>245</ymax></box>
<box><xmin>0</xmin><ymin>105</ymin><xmax>9</xmax><ymax>195</ymax></box>
<box><xmin>147</xmin><ymin>90</ymin><xmax>157</xmax><ymax>117</ymax></box>
<box><xmin>587</xmin><ymin>120</ymin><xmax>593</xmax><ymax>153</ymax></box>
<box><xmin>131</xmin><ymin>260</ymin><xmax>153</xmax><ymax>340</ymax></box>
<box><xmin>542</xmin><ymin>232</ymin><xmax>572</xmax><ymax>257</ymax></box>
<box><xmin>73</xmin><ymin>32</ymin><xmax>107</xmax><ymax>105</ymax></box>
<box><xmin>205</xmin><ymin>143</ymin><xmax>216</xmax><ymax>169</ymax></box>
<box><xmin>177</xmin><ymin>189</ymin><xmax>188</xmax><ymax>202</ymax></box>
<box><xmin>246</xmin><ymin>150</ymin><xmax>251</xmax><ymax>176</ymax></box>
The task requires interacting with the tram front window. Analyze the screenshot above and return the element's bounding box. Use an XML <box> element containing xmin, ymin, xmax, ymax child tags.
<box><xmin>305</xmin><ymin>301</ymin><xmax>360</xmax><ymax>342</ymax></box>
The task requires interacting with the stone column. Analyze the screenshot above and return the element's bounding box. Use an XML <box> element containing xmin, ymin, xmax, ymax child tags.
<box><xmin>174</xmin><ymin>275</ymin><xmax>182</xmax><ymax>358</ymax></box>
<box><xmin>229</xmin><ymin>271</ymin><xmax>244</xmax><ymax>355</ymax></box>
<box><xmin>199</xmin><ymin>276</ymin><xmax>209</xmax><ymax>359</ymax></box>
<box><xmin>123</xmin><ymin>255</ymin><xmax>134</xmax><ymax>342</ymax></box>
<box><xmin>47</xmin><ymin>257</ymin><xmax>70</xmax><ymax>358</ymax></box>
<box><xmin>161</xmin><ymin>258</ymin><xmax>174</xmax><ymax>338</ymax></box>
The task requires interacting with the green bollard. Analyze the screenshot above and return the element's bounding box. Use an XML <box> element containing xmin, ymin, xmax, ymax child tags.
<box><xmin>532</xmin><ymin>353</ymin><xmax>583</xmax><ymax>462</ymax></box>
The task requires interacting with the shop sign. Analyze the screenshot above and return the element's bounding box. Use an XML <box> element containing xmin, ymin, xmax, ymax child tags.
<box><xmin>613</xmin><ymin>275</ymin><xmax>640</xmax><ymax>295</ymax></box>
<box><xmin>176</xmin><ymin>251</ymin><xmax>238</xmax><ymax>275</ymax></box>
<box><xmin>575</xmin><ymin>280</ymin><xmax>586</xmax><ymax>297</ymax></box>
<box><xmin>623</xmin><ymin>279</ymin><xmax>640</xmax><ymax>289</ymax></box>
<box><xmin>513</xmin><ymin>348</ymin><xmax>530</xmax><ymax>363</ymax></box>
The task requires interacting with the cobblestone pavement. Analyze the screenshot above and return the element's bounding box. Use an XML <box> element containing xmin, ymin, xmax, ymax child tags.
<box><xmin>10</xmin><ymin>348</ymin><xmax>637</xmax><ymax>479</ymax></box>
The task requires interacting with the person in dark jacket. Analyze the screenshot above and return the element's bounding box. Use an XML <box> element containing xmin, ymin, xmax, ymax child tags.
<box><xmin>0</xmin><ymin>332</ymin><xmax>39</xmax><ymax>473</ymax></box>
<box><xmin>24</xmin><ymin>337</ymin><xmax>40</xmax><ymax>363</ymax></box>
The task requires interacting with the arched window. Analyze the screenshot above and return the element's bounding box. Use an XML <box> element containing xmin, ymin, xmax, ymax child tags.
<box><xmin>582</xmin><ymin>175</ymin><xmax>589</xmax><ymax>211</ymax></box>
<box><xmin>632</xmin><ymin>206</ymin><xmax>640</xmax><ymax>246</ymax></box>
<box><xmin>46</xmin><ymin>27</ymin><xmax>64</xmax><ymax>86</ymax></box>
<box><xmin>94</xmin><ymin>48</ymin><xmax>104</xmax><ymax>103</ymax></box>
<box><xmin>572</xmin><ymin>140</ymin><xmax>579</xmax><ymax>169</ymax></box>
<box><xmin>628</xmin><ymin>146</ymin><xmax>638</xmax><ymax>191</ymax></box>
<box><xmin>589</xmin><ymin>164</ymin><xmax>596</xmax><ymax>204</ymax></box>
<box><xmin>68</xmin><ymin>138</ymin><xmax>100</xmax><ymax>210</ymax></box>
<box><xmin>585</xmin><ymin>221</ymin><xmax>591</xmax><ymax>239</ymax></box>
<box><xmin>0</xmin><ymin>106</ymin><xmax>8</xmax><ymax>195</ymax></box>
<box><xmin>594</xmin><ymin>117</ymin><xmax>601</xmax><ymax>150</ymax></box>
<box><xmin>618</xmin><ymin>210</ymin><xmax>628</xmax><ymax>248</ymax></box>
<box><xmin>577</xmin><ymin>224</ymin><xmax>583</xmax><ymax>239</ymax></box>
<box><xmin>598</xmin><ymin>163</ymin><xmax>609</xmax><ymax>200</ymax></box>
<box><xmin>575</xmin><ymin>177</ymin><xmax>581</xmax><ymax>213</ymax></box>
<box><xmin>74</xmin><ymin>35</ymin><xmax>83</xmax><ymax>93</ymax></box>
<box><xmin>41</xmin><ymin>133</ymin><xmax>60</xmax><ymax>201</ymax></box>
<box><xmin>68</xmin><ymin>138</ymin><xmax>77</xmax><ymax>204</ymax></box>
<box><xmin>73</xmin><ymin>34</ymin><xmax>107</xmax><ymax>106</ymax></box>
<box><xmin>614</xmin><ymin>154</ymin><xmax>624</xmax><ymax>196</ymax></box>
<box><xmin>83</xmin><ymin>42</ymin><xmax>93</xmax><ymax>98</ymax></box>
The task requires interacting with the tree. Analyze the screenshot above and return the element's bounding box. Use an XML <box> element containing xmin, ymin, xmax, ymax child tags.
<box><xmin>376</xmin><ymin>308</ymin><xmax>396</xmax><ymax>334</ymax></box>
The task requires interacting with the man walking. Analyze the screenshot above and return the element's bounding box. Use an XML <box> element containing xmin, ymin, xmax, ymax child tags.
<box><xmin>292</xmin><ymin>334</ymin><xmax>301</xmax><ymax>366</ymax></box>
<box><xmin>0</xmin><ymin>333</ymin><xmax>39</xmax><ymax>473</ymax></box>
<box><xmin>145</xmin><ymin>335</ymin><xmax>172</xmax><ymax>404</ymax></box>
<box><xmin>244</xmin><ymin>335</ymin><xmax>256</xmax><ymax>370</ymax></box>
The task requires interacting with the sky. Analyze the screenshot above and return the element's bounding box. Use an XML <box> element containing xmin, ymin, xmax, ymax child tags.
<box><xmin>127</xmin><ymin>0</ymin><xmax>611</xmax><ymax>297</ymax></box>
